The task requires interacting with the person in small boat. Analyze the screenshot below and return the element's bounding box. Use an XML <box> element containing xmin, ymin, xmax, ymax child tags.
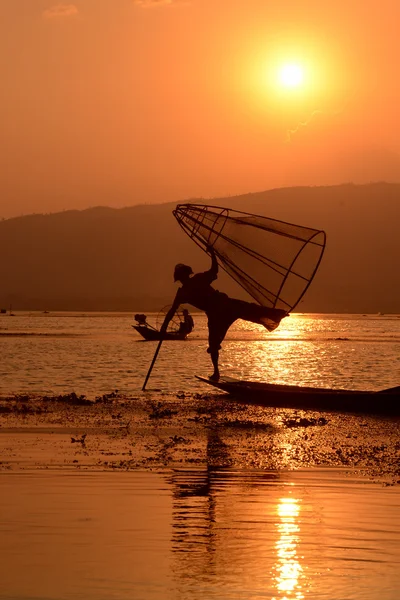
<box><xmin>134</xmin><ymin>313</ymin><xmax>148</xmax><ymax>327</ymax></box>
<box><xmin>178</xmin><ymin>309</ymin><xmax>194</xmax><ymax>336</ymax></box>
<box><xmin>161</xmin><ymin>245</ymin><xmax>288</xmax><ymax>381</ymax></box>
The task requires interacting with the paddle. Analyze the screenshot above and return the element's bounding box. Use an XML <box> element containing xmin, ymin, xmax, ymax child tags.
<box><xmin>142</xmin><ymin>287</ymin><xmax>181</xmax><ymax>390</ymax></box>
<box><xmin>142</xmin><ymin>337</ymin><xmax>164</xmax><ymax>391</ymax></box>
<box><xmin>143</xmin><ymin>323</ymin><xmax>158</xmax><ymax>331</ymax></box>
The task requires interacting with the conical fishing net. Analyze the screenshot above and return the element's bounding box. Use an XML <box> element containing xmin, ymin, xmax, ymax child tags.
<box><xmin>173</xmin><ymin>203</ymin><xmax>326</xmax><ymax>312</ymax></box>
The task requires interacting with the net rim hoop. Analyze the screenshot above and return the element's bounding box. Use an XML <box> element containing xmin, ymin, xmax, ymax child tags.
<box><xmin>276</xmin><ymin>229</ymin><xmax>326</xmax><ymax>311</ymax></box>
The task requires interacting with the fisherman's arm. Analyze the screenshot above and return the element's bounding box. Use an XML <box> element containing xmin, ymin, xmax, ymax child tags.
<box><xmin>206</xmin><ymin>244</ymin><xmax>218</xmax><ymax>280</ymax></box>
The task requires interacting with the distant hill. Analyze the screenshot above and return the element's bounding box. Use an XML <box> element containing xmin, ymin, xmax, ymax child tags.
<box><xmin>0</xmin><ymin>182</ymin><xmax>399</xmax><ymax>313</ymax></box>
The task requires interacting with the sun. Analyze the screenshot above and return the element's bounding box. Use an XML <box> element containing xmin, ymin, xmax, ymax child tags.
<box><xmin>278</xmin><ymin>64</ymin><xmax>304</xmax><ymax>88</ymax></box>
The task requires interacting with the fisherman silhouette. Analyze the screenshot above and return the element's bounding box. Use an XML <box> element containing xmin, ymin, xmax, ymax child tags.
<box><xmin>134</xmin><ymin>313</ymin><xmax>148</xmax><ymax>327</ymax></box>
<box><xmin>160</xmin><ymin>245</ymin><xmax>288</xmax><ymax>381</ymax></box>
<box><xmin>178</xmin><ymin>308</ymin><xmax>194</xmax><ymax>336</ymax></box>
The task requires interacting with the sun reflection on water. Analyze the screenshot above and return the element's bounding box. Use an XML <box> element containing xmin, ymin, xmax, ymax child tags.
<box><xmin>272</xmin><ymin>497</ymin><xmax>304</xmax><ymax>600</ymax></box>
<box><xmin>228</xmin><ymin>317</ymin><xmax>344</xmax><ymax>387</ymax></box>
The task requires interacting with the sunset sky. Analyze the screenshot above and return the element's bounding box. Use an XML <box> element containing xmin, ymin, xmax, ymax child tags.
<box><xmin>1</xmin><ymin>0</ymin><xmax>399</xmax><ymax>218</ymax></box>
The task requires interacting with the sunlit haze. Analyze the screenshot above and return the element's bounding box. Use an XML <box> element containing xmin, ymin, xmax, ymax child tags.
<box><xmin>1</xmin><ymin>0</ymin><xmax>399</xmax><ymax>218</ymax></box>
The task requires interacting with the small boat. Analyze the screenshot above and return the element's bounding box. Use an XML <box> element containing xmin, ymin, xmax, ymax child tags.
<box><xmin>132</xmin><ymin>325</ymin><xmax>188</xmax><ymax>341</ymax></box>
<box><xmin>196</xmin><ymin>376</ymin><xmax>400</xmax><ymax>416</ymax></box>
<box><xmin>132</xmin><ymin>308</ymin><xmax>193</xmax><ymax>341</ymax></box>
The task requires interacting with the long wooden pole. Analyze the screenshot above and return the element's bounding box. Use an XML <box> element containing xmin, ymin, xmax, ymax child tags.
<box><xmin>142</xmin><ymin>337</ymin><xmax>164</xmax><ymax>391</ymax></box>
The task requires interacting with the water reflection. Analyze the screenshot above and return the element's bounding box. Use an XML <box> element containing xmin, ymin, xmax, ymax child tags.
<box><xmin>168</xmin><ymin>467</ymin><xmax>308</xmax><ymax>599</ymax></box>
<box><xmin>1</xmin><ymin>469</ymin><xmax>400</xmax><ymax>599</ymax></box>
<box><xmin>273</xmin><ymin>497</ymin><xmax>303</xmax><ymax>599</ymax></box>
<box><xmin>167</xmin><ymin>426</ymin><xmax>308</xmax><ymax>597</ymax></box>
<box><xmin>169</xmin><ymin>466</ymin><xmax>284</xmax><ymax>595</ymax></box>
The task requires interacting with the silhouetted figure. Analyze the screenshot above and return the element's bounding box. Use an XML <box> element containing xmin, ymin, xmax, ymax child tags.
<box><xmin>134</xmin><ymin>313</ymin><xmax>148</xmax><ymax>326</ymax></box>
<box><xmin>161</xmin><ymin>246</ymin><xmax>288</xmax><ymax>381</ymax></box>
<box><xmin>178</xmin><ymin>309</ymin><xmax>194</xmax><ymax>336</ymax></box>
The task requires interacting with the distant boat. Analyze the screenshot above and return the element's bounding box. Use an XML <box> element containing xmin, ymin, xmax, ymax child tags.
<box><xmin>132</xmin><ymin>309</ymin><xmax>192</xmax><ymax>341</ymax></box>
<box><xmin>132</xmin><ymin>324</ymin><xmax>188</xmax><ymax>341</ymax></box>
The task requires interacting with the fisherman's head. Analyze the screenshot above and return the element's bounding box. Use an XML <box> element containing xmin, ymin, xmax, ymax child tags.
<box><xmin>174</xmin><ymin>263</ymin><xmax>193</xmax><ymax>282</ymax></box>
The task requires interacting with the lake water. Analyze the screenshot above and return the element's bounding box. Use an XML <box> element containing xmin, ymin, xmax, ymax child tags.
<box><xmin>2</xmin><ymin>312</ymin><xmax>400</xmax><ymax>600</ymax></box>
<box><xmin>1</xmin><ymin>312</ymin><xmax>399</xmax><ymax>397</ymax></box>
<box><xmin>1</xmin><ymin>468</ymin><xmax>400</xmax><ymax>600</ymax></box>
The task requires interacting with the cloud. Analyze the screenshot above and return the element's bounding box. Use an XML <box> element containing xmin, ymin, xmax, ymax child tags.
<box><xmin>42</xmin><ymin>4</ymin><xmax>79</xmax><ymax>19</ymax></box>
<box><xmin>132</xmin><ymin>0</ymin><xmax>188</xmax><ymax>7</ymax></box>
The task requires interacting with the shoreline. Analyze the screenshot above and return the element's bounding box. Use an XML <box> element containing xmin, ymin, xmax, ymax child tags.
<box><xmin>1</xmin><ymin>391</ymin><xmax>400</xmax><ymax>485</ymax></box>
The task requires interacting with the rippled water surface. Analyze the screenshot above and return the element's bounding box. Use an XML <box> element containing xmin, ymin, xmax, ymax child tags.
<box><xmin>1</xmin><ymin>312</ymin><xmax>399</xmax><ymax>396</ymax></box>
<box><xmin>0</xmin><ymin>469</ymin><xmax>399</xmax><ymax>600</ymax></box>
<box><xmin>2</xmin><ymin>313</ymin><xmax>400</xmax><ymax>600</ymax></box>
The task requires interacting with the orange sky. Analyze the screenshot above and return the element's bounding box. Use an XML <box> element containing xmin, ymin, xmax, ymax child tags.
<box><xmin>1</xmin><ymin>0</ymin><xmax>399</xmax><ymax>218</ymax></box>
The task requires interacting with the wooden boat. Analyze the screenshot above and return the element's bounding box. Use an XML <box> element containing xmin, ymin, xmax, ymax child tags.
<box><xmin>132</xmin><ymin>325</ymin><xmax>188</xmax><ymax>341</ymax></box>
<box><xmin>196</xmin><ymin>376</ymin><xmax>400</xmax><ymax>416</ymax></box>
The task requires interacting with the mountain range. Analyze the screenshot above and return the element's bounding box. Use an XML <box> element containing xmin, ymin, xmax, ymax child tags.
<box><xmin>0</xmin><ymin>182</ymin><xmax>399</xmax><ymax>314</ymax></box>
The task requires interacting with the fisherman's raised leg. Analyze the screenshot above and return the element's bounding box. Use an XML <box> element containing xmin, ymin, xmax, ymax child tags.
<box><xmin>231</xmin><ymin>298</ymin><xmax>288</xmax><ymax>331</ymax></box>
